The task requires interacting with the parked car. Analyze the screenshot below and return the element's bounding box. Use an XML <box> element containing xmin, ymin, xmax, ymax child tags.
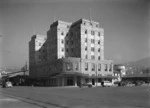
<box><xmin>6</xmin><ymin>81</ymin><xmax>13</xmax><ymax>88</ymax></box>
<box><xmin>79</xmin><ymin>82</ymin><xmax>92</xmax><ymax>88</ymax></box>
<box><xmin>102</xmin><ymin>81</ymin><xmax>113</xmax><ymax>87</ymax></box>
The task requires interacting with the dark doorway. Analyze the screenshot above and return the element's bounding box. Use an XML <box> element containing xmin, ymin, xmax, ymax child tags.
<box><xmin>67</xmin><ymin>78</ymin><xmax>73</xmax><ymax>86</ymax></box>
<box><xmin>92</xmin><ymin>79</ymin><xmax>95</xmax><ymax>85</ymax></box>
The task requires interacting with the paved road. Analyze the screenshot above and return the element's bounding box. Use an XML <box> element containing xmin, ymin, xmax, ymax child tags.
<box><xmin>0</xmin><ymin>86</ymin><xmax>150</xmax><ymax>108</ymax></box>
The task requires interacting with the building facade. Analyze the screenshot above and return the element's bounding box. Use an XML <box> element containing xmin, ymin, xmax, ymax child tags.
<box><xmin>29</xmin><ymin>19</ymin><xmax>114</xmax><ymax>86</ymax></box>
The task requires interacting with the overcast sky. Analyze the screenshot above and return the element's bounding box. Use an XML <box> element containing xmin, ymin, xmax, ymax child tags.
<box><xmin>0</xmin><ymin>0</ymin><xmax>149</xmax><ymax>68</ymax></box>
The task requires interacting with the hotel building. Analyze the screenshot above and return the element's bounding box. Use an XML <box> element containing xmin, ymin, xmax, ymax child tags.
<box><xmin>29</xmin><ymin>19</ymin><xmax>114</xmax><ymax>86</ymax></box>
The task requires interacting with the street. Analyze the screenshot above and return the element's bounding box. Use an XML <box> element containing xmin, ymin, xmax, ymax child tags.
<box><xmin>0</xmin><ymin>86</ymin><xmax>149</xmax><ymax>108</ymax></box>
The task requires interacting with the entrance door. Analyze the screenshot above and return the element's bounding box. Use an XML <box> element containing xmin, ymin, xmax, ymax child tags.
<box><xmin>67</xmin><ymin>78</ymin><xmax>73</xmax><ymax>86</ymax></box>
<box><xmin>92</xmin><ymin>79</ymin><xmax>95</xmax><ymax>85</ymax></box>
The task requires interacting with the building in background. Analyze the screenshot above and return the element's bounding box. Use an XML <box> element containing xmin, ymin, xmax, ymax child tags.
<box><xmin>29</xmin><ymin>19</ymin><xmax>114</xmax><ymax>86</ymax></box>
<box><xmin>113</xmin><ymin>65</ymin><xmax>126</xmax><ymax>82</ymax></box>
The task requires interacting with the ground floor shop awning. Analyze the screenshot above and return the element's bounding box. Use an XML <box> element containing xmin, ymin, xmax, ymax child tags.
<box><xmin>49</xmin><ymin>72</ymin><xmax>117</xmax><ymax>79</ymax></box>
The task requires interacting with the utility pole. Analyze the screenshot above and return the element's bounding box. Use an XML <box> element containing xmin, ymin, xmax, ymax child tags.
<box><xmin>96</xmin><ymin>64</ymin><xmax>97</xmax><ymax>87</ymax></box>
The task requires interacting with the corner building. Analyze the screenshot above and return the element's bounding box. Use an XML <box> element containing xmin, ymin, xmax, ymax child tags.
<box><xmin>29</xmin><ymin>19</ymin><xmax>114</xmax><ymax>86</ymax></box>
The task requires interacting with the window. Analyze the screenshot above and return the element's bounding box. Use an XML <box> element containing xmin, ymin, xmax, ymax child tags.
<box><xmin>66</xmin><ymin>33</ymin><xmax>68</xmax><ymax>37</ymax></box>
<box><xmin>61</xmin><ymin>32</ymin><xmax>64</xmax><ymax>35</ymax></box>
<box><xmin>98</xmin><ymin>32</ymin><xmax>100</xmax><ymax>36</ymax></box>
<box><xmin>98</xmin><ymin>64</ymin><xmax>101</xmax><ymax>71</ymax></box>
<box><xmin>71</xmin><ymin>41</ymin><xmax>73</xmax><ymax>45</ymax></box>
<box><xmin>66</xmin><ymin>40</ymin><xmax>69</xmax><ymax>45</ymax></box>
<box><xmin>91</xmin><ymin>31</ymin><xmax>95</xmax><ymax>35</ymax></box>
<box><xmin>66</xmin><ymin>48</ymin><xmax>69</xmax><ymax>52</ymax></box>
<box><xmin>85</xmin><ymin>63</ymin><xmax>88</xmax><ymax>71</ymax></box>
<box><xmin>98</xmin><ymin>40</ymin><xmax>100</xmax><ymax>44</ymax></box>
<box><xmin>75</xmin><ymin>63</ymin><xmax>79</xmax><ymax>70</ymax></box>
<box><xmin>85</xmin><ymin>30</ymin><xmax>87</xmax><ymax>34</ymax></box>
<box><xmin>39</xmin><ymin>42</ymin><xmax>42</xmax><ymax>46</ymax></box>
<box><xmin>71</xmin><ymin>32</ymin><xmax>73</xmax><ymax>36</ymax></box>
<box><xmin>85</xmin><ymin>38</ymin><xmax>87</xmax><ymax>42</ymax></box>
<box><xmin>62</xmin><ymin>48</ymin><xmax>64</xmax><ymax>52</ymax></box>
<box><xmin>91</xmin><ymin>63</ymin><xmax>95</xmax><ymax>71</ymax></box>
<box><xmin>85</xmin><ymin>55</ymin><xmax>88</xmax><ymax>59</ymax></box>
<box><xmin>91</xmin><ymin>55</ymin><xmax>95</xmax><ymax>59</ymax></box>
<box><xmin>91</xmin><ymin>47</ymin><xmax>95</xmax><ymax>52</ymax></box>
<box><xmin>96</xmin><ymin>24</ymin><xmax>98</xmax><ymax>27</ymax></box>
<box><xmin>91</xmin><ymin>39</ymin><xmax>94</xmax><ymax>43</ymax></box>
<box><xmin>105</xmin><ymin>64</ymin><xmax>107</xmax><ymax>71</ymax></box>
<box><xmin>85</xmin><ymin>46</ymin><xmax>87</xmax><ymax>51</ymax></box>
<box><xmin>66</xmin><ymin>63</ymin><xmax>72</xmax><ymax>71</ymax></box>
<box><xmin>109</xmin><ymin>64</ymin><xmax>112</xmax><ymax>71</ymax></box>
<box><xmin>98</xmin><ymin>48</ymin><xmax>100</xmax><ymax>52</ymax></box>
<box><xmin>98</xmin><ymin>56</ymin><xmax>101</xmax><ymax>60</ymax></box>
<box><xmin>61</xmin><ymin>40</ymin><xmax>64</xmax><ymax>44</ymax></box>
<box><xmin>71</xmin><ymin>48</ymin><xmax>73</xmax><ymax>52</ymax></box>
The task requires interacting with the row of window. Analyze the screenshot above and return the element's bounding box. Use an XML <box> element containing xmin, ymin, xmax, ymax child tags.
<box><xmin>61</xmin><ymin>39</ymin><xmax>101</xmax><ymax>45</ymax></box>
<box><xmin>85</xmin><ymin>55</ymin><xmax>101</xmax><ymax>60</ymax></box>
<box><xmin>65</xmin><ymin>62</ymin><xmax>112</xmax><ymax>72</ymax></box>
<box><xmin>61</xmin><ymin>40</ymin><xmax>74</xmax><ymax>45</ymax></box>
<box><xmin>85</xmin><ymin>29</ymin><xmax>101</xmax><ymax>36</ymax></box>
<box><xmin>83</xmin><ymin>21</ymin><xmax>99</xmax><ymax>28</ymax></box>
<box><xmin>86</xmin><ymin>47</ymin><xmax>100</xmax><ymax>52</ymax></box>
<box><xmin>86</xmin><ymin>39</ymin><xmax>101</xmax><ymax>44</ymax></box>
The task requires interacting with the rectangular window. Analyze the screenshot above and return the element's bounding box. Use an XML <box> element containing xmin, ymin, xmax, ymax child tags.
<box><xmin>62</xmin><ymin>48</ymin><xmax>64</xmax><ymax>52</ymax></box>
<box><xmin>66</xmin><ymin>48</ymin><xmax>69</xmax><ymax>52</ymax></box>
<box><xmin>105</xmin><ymin>64</ymin><xmax>107</xmax><ymax>71</ymax></box>
<box><xmin>85</xmin><ymin>55</ymin><xmax>88</xmax><ymax>59</ymax></box>
<box><xmin>75</xmin><ymin>63</ymin><xmax>79</xmax><ymax>70</ymax></box>
<box><xmin>91</xmin><ymin>39</ymin><xmax>95</xmax><ymax>43</ymax></box>
<box><xmin>91</xmin><ymin>47</ymin><xmax>95</xmax><ymax>51</ymax></box>
<box><xmin>85</xmin><ymin>38</ymin><xmax>87</xmax><ymax>42</ymax></box>
<box><xmin>91</xmin><ymin>63</ymin><xmax>95</xmax><ymax>71</ymax></box>
<box><xmin>98</xmin><ymin>40</ymin><xmax>100</xmax><ymax>44</ymax></box>
<box><xmin>39</xmin><ymin>43</ymin><xmax>42</xmax><ymax>46</ymax></box>
<box><xmin>62</xmin><ymin>40</ymin><xmax>64</xmax><ymax>44</ymax></box>
<box><xmin>91</xmin><ymin>55</ymin><xmax>95</xmax><ymax>59</ymax></box>
<box><xmin>98</xmin><ymin>56</ymin><xmax>101</xmax><ymax>60</ymax></box>
<box><xmin>85</xmin><ymin>30</ymin><xmax>87</xmax><ymax>34</ymax></box>
<box><xmin>85</xmin><ymin>63</ymin><xmax>88</xmax><ymax>71</ymax></box>
<box><xmin>66</xmin><ymin>40</ymin><xmax>69</xmax><ymax>45</ymax></box>
<box><xmin>91</xmin><ymin>31</ymin><xmax>95</xmax><ymax>35</ymax></box>
<box><xmin>98</xmin><ymin>32</ymin><xmax>100</xmax><ymax>36</ymax></box>
<box><xmin>98</xmin><ymin>48</ymin><xmax>100</xmax><ymax>52</ymax></box>
<box><xmin>85</xmin><ymin>46</ymin><xmax>87</xmax><ymax>51</ymax></box>
<box><xmin>71</xmin><ymin>48</ymin><xmax>73</xmax><ymax>52</ymax></box>
<box><xmin>71</xmin><ymin>41</ymin><xmax>73</xmax><ymax>45</ymax></box>
<box><xmin>98</xmin><ymin>64</ymin><xmax>101</xmax><ymax>71</ymax></box>
<box><xmin>61</xmin><ymin>32</ymin><xmax>64</xmax><ymax>35</ymax></box>
<box><xmin>66</xmin><ymin>63</ymin><xmax>72</xmax><ymax>71</ymax></box>
<box><xmin>109</xmin><ymin>64</ymin><xmax>112</xmax><ymax>71</ymax></box>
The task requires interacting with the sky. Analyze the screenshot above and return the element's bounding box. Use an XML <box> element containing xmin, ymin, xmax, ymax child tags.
<box><xmin>0</xmin><ymin>0</ymin><xmax>149</xmax><ymax>69</ymax></box>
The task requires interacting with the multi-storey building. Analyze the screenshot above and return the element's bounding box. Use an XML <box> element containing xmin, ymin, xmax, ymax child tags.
<box><xmin>29</xmin><ymin>19</ymin><xmax>114</xmax><ymax>86</ymax></box>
